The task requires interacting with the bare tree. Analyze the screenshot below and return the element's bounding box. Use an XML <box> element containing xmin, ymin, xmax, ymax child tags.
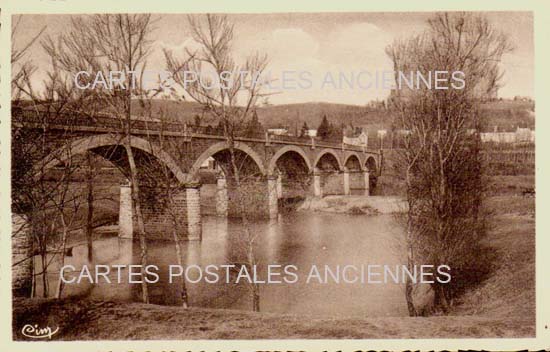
<box><xmin>12</xmin><ymin>45</ymin><xmax>96</xmax><ymax>298</ymax></box>
<box><xmin>12</xmin><ymin>107</ymin><xmax>82</xmax><ymax>298</ymax></box>
<box><xmin>165</xmin><ymin>14</ymin><xmax>270</xmax><ymax>311</ymax></box>
<box><xmin>386</xmin><ymin>12</ymin><xmax>512</xmax><ymax>314</ymax></box>
<box><xmin>50</xmin><ymin>155</ymin><xmax>83</xmax><ymax>299</ymax></box>
<box><xmin>42</xmin><ymin>14</ymin><xmax>157</xmax><ymax>303</ymax></box>
<box><xmin>84</xmin><ymin>152</ymin><xmax>97</xmax><ymax>262</ymax></box>
<box><xmin>140</xmin><ymin>105</ymin><xmax>191</xmax><ymax>308</ymax></box>
<box><xmin>11</xmin><ymin>15</ymin><xmax>46</xmax><ymax>101</ymax></box>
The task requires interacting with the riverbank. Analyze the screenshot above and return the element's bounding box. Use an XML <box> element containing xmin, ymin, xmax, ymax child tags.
<box><xmin>12</xmin><ymin>291</ymin><xmax>533</xmax><ymax>340</ymax></box>
<box><xmin>12</xmin><ymin>193</ymin><xmax>535</xmax><ymax>339</ymax></box>
<box><xmin>297</xmin><ymin>195</ymin><xmax>407</xmax><ymax>215</ymax></box>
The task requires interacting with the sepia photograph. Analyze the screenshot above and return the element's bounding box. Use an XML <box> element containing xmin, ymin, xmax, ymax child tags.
<box><xmin>9</xmin><ymin>10</ymin><xmax>535</xmax><ymax>341</ymax></box>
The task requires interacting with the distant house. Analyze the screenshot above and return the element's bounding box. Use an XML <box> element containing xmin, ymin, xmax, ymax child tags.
<box><xmin>305</xmin><ymin>129</ymin><xmax>317</xmax><ymax>137</ymax></box>
<box><xmin>516</xmin><ymin>127</ymin><xmax>535</xmax><ymax>142</ymax></box>
<box><xmin>395</xmin><ymin>129</ymin><xmax>412</xmax><ymax>136</ymax></box>
<box><xmin>200</xmin><ymin>156</ymin><xmax>217</xmax><ymax>170</ymax></box>
<box><xmin>267</xmin><ymin>128</ymin><xmax>288</xmax><ymax>136</ymax></box>
<box><xmin>344</xmin><ymin>131</ymin><xmax>368</xmax><ymax>146</ymax></box>
<box><xmin>513</xmin><ymin>96</ymin><xmax>533</xmax><ymax>102</ymax></box>
<box><xmin>343</xmin><ymin>127</ymin><xmax>368</xmax><ymax>146</ymax></box>
<box><xmin>480</xmin><ymin>126</ymin><xmax>535</xmax><ymax>143</ymax></box>
<box><xmin>480</xmin><ymin>131</ymin><xmax>516</xmax><ymax>143</ymax></box>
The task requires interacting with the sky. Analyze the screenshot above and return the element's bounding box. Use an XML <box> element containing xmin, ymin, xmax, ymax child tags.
<box><xmin>13</xmin><ymin>12</ymin><xmax>534</xmax><ymax>106</ymax></box>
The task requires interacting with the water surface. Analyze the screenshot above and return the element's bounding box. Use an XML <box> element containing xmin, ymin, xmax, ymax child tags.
<box><xmin>36</xmin><ymin>213</ymin><xmax>409</xmax><ymax>317</ymax></box>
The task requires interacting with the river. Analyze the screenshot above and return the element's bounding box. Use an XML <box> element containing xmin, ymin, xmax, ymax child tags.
<box><xmin>35</xmin><ymin>213</ymin><xmax>409</xmax><ymax>317</ymax></box>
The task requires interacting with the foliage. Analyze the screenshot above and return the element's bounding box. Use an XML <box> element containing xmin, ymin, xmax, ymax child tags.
<box><xmin>387</xmin><ymin>12</ymin><xmax>512</xmax><ymax>314</ymax></box>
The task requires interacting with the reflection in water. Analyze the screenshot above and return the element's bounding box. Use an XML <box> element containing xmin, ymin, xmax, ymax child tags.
<box><xmin>35</xmin><ymin>213</ymin><xmax>408</xmax><ymax>317</ymax></box>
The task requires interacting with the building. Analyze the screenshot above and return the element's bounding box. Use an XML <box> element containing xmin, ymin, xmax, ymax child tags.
<box><xmin>200</xmin><ymin>156</ymin><xmax>217</xmax><ymax>170</ymax></box>
<box><xmin>480</xmin><ymin>127</ymin><xmax>535</xmax><ymax>144</ymax></box>
<box><xmin>343</xmin><ymin>126</ymin><xmax>368</xmax><ymax>146</ymax></box>
<box><xmin>305</xmin><ymin>129</ymin><xmax>317</xmax><ymax>137</ymax></box>
<box><xmin>267</xmin><ymin>128</ymin><xmax>289</xmax><ymax>136</ymax></box>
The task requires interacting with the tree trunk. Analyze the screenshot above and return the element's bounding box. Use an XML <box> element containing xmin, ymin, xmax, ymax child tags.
<box><xmin>171</xmin><ymin>215</ymin><xmax>188</xmax><ymax>308</ymax></box>
<box><xmin>405</xmin><ymin>230</ymin><xmax>417</xmax><ymax>316</ymax></box>
<box><xmin>248</xmin><ymin>240</ymin><xmax>260</xmax><ymax>312</ymax></box>
<box><xmin>31</xmin><ymin>250</ymin><xmax>36</xmax><ymax>298</ymax></box>
<box><xmin>85</xmin><ymin>152</ymin><xmax>94</xmax><ymax>262</ymax></box>
<box><xmin>124</xmin><ymin>141</ymin><xmax>149</xmax><ymax>304</ymax></box>
<box><xmin>124</xmin><ymin>77</ymin><xmax>149</xmax><ymax>303</ymax></box>
<box><xmin>404</xmin><ymin>170</ymin><xmax>417</xmax><ymax>316</ymax></box>
<box><xmin>433</xmin><ymin>283</ymin><xmax>449</xmax><ymax>313</ymax></box>
<box><xmin>55</xmin><ymin>225</ymin><xmax>68</xmax><ymax>299</ymax></box>
<box><xmin>227</xmin><ymin>135</ymin><xmax>260</xmax><ymax>312</ymax></box>
<box><xmin>41</xmin><ymin>252</ymin><xmax>48</xmax><ymax>298</ymax></box>
<box><xmin>252</xmin><ymin>283</ymin><xmax>260</xmax><ymax>312</ymax></box>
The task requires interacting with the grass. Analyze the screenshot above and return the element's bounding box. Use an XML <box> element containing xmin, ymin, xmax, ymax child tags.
<box><xmin>12</xmin><ymin>295</ymin><xmax>534</xmax><ymax>340</ymax></box>
<box><xmin>486</xmin><ymin>175</ymin><xmax>535</xmax><ymax>196</ymax></box>
<box><xmin>12</xmin><ymin>177</ymin><xmax>535</xmax><ymax>340</ymax></box>
<box><xmin>452</xmin><ymin>195</ymin><xmax>535</xmax><ymax>321</ymax></box>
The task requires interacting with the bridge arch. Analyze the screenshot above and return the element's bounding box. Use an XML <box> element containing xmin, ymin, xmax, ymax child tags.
<box><xmin>343</xmin><ymin>152</ymin><xmax>364</xmax><ymax>171</ymax></box>
<box><xmin>34</xmin><ymin>134</ymin><xmax>187</xmax><ymax>183</ymax></box>
<box><xmin>313</xmin><ymin>149</ymin><xmax>343</xmax><ymax>171</ymax></box>
<box><xmin>365</xmin><ymin>156</ymin><xmax>378</xmax><ymax>174</ymax></box>
<box><xmin>189</xmin><ymin>141</ymin><xmax>266</xmax><ymax>181</ymax></box>
<box><xmin>268</xmin><ymin>145</ymin><xmax>313</xmax><ymax>175</ymax></box>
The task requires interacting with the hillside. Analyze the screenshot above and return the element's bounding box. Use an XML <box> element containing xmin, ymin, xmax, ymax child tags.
<box><xmin>133</xmin><ymin>99</ymin><xmax>535</xmax><ymax>133</ymax></box>
<box><xmin>479</xmin><ymin>100</ymin><xmax>535</xmax><ymax>131</ymax></box>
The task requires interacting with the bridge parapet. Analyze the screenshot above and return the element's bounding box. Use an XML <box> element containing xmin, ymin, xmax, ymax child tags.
<box><xmin>12</xmin><ymin>107</ymin><xmax>188</xmax><ymax>133</ymax></box>
<box><xmin>13</xmin><ymin>107</ymin><xmax>373</xmax><ymax>153</ymax></box>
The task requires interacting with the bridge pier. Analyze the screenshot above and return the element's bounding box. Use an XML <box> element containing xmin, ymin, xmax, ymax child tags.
<box><xmin>223</xmin><ymin>177</ymin><xmax>272</xmax><ymax>219</ymax></box>
<box><xmin>119</xmin><ymin>183</ymin><xmax>133</xmax><ymax>239</ymax></box>
<box><xmin>216</xmin><ymin>174</ymin><xmax>228</xmax><ymax>217</ymax></box>
<box><xmin>268</xmin><ymin>175</ymin><xmax>279</xmax><ymax>219</ymax></box>
<box><xmin>118</xmin><ymin>182</ymin><xmax>202</xmax><ymax>241</ymax></box>
<box><xmin>343</xmin><ymin>168</ymin><xmax>350</xmax><ymax>195</ymax></box>
<box><xmin>313</xmin><ymin>168</ymin><xmax>322</xmax><ymax>197</ymax></box>
<box><xmin>276</xmin><ymin>172</ymin><xmax>283</xmax><ymax>199</ymax></box>
<box><xmin>186</xmin><ymin>184</ymin><xmax>202</xmax><ymax>241</ymax></box>
<box><xmin>321</xmin><ymin>170</ymin><xmax>345</xmax><ymax>196</ymax></box>
<box><xmin>12</xmin><ymin>213</ymin><xmax>33</xmax><ymax>298</ymax></box>
<box><xmin>364</xmin><ymin>170</ymin><xmax>370</xmax><ymax>196</ymax></box>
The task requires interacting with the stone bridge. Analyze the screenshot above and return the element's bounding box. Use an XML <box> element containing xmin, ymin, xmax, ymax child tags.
<box><xmin>13</xmin><ymin>108</ymin><xmax>381</xmax><ymax>242</ymax></box>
